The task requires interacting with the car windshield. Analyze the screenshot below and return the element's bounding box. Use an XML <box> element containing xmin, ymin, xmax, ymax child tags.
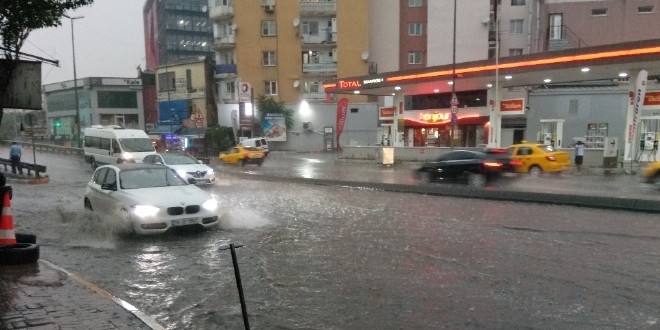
<box><xmin>161</xmin><ymin>153</ymin><xmax>199</xmax><ymax>165</ymax></box>
<box><xmin>119</xmin><ymin>138</ymin><xmax>156</xmax><ymax>152</ymax></box>
<box><xmin>119</xmin><ymin>168</ymin><xmax>188</xmax><ymax>189</ymax></box>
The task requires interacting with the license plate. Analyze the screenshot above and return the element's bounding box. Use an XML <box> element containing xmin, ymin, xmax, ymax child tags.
<box><xmin>171</xmin><ymin>217</ymin><xmax>198</xmax><ymax>227</ymax></box>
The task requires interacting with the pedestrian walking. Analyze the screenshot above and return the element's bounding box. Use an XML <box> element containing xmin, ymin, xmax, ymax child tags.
<box><xmin>574</xmin><ymin>140</ymin><xmax>585</xmax><ymax>173</ymax></box>
<box><xmin>9</xmin><ymin>141</ymin><xmax>22</xmax><ymax>175</ymax></box>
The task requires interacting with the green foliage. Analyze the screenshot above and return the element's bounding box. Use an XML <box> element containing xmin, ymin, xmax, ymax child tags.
<box><xmin>205</xmin><ymin>125</ymin><xmax>235</xmax><ymax>156</ymax></box>
<box><xmin>255</xmin><ymin>94</ymin><xmax>294</xmax><ymax>132</ymax></box>
<box><xmin>0</xmin><ymin>113</ymin><xmax>17</xmax><ymax>140</ymax></box>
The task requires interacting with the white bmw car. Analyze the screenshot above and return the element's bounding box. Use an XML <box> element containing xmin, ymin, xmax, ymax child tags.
<box><xmin>84</xmin><ymin>163</ymin><xmax>220</xmax><ymax>235</ymax></box>
<box><xmin>142</xmin><ymin>152</ymin><xmax>215</xmax><ymax>185</ymax></box>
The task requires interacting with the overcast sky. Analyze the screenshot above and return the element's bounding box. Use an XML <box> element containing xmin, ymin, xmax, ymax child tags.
<box><xmin>22</xmin><ymin>0</ymin><xmax>146</xmax><ymax>85</ymax></box>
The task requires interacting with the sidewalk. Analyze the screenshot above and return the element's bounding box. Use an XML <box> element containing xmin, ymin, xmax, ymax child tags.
<box><xmin>0</xmin><ymin>259</ymin><xmax>164</xmax><ymax>330</ymax></box>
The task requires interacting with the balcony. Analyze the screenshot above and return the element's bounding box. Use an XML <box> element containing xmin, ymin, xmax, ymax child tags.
<box><xmin>214</xmin><ymin>64</ymin><xmax>237</xmax><ymax>78</ymax></box>
<box><xmin>300</xmin><ymin>0</ymin><xmax>336</xmax><ymax>16</ymax></box>
<box><xmin>210</xmin><ymin>5</ymin><xmax>233</xmax><ymax>20</ymax></box>
<box><xmin>301</xmin><ymin>32</ymin><xmax>336</xmax><ymax>45</ymax></box>
<box><xmin>302</xmin><ymin>63</ymin><xmax>337</xmax><ymax>74</ymax></box>
<box><xmin>213</xmin><ymin>35</ymin><xmax>236</xmax><ymax>49</ymax></box>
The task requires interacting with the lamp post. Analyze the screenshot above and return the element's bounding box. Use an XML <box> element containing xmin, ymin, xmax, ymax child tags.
<box><xmin>450</xmin><ymin>0</ymin><xmax>458</xmax><ymax>148</ymax></box>
<box><xmin>64</xmin><ymin>14</ymin><xmax>84</xmax><ymax>148</ymax></box>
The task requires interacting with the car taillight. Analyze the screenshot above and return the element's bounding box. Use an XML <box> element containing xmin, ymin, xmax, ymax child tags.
<box><xmin>546</xmin><ymin>155</ymin><xmax>556</xmax><ymax>161</ymax></box>
<box><xmin>244</xmin><ymin>153</ymin><xmax>250</xmax><ymax>158</ymax></box>
<box><xmin>484</xmin><ymin>161</ymin><xmax>503</xmax><ymax>167</ymax></box>
<box><xmin>510</xmin><ymin>160</ymin><xmax>523</xmax><ymax>166</ymax></box>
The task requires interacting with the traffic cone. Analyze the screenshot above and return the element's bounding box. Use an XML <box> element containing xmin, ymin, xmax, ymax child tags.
<box><xmin>0</xmin><ymin>193</ymin><xmax>16</xmax><ymax>245</ymax></box>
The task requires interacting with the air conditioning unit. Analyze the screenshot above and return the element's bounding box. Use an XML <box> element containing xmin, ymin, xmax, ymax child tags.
<box><xmin>302</xmin><ymin>122</ymin><xmax>312</xmax><ymax>131</ymax></box>
<box><xmin>264</xmin><ymin>5</ymin><xmax>274</xmax><ymax>13</ymax></box>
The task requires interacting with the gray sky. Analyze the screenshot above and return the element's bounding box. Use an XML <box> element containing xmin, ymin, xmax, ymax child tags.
<box><xmin>22</xmin><ymin>0</ymin><xmax>146</xmax><ymax>85</ymax></box>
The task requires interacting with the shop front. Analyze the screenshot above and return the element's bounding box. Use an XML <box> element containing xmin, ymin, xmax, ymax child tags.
<box><xmin>402</xmin><ymin>110</ymin><xmax>490</xmax><ymax>147</ymax></box>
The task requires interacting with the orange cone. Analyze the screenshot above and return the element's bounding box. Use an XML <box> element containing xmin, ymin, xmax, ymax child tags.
<box><xmin>0</xmin><ymin>193</ymin><xmax>16</xmax><ymax>245</ymax></box>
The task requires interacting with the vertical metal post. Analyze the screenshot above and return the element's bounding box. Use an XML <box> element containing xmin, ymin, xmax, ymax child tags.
<box><xmin>450</xmin><ymin>0</ymin><xmax>457</xmax><ymax>148</ymax></box>
<box><xmin>220</xmin><ymin>243</ymin><xmax>250</xmax><ymax>330</ymax></box>
<box><xmin>66</xmin><ymin>15</ymin><xmax>84</xmax><ymax>148</ymax></box>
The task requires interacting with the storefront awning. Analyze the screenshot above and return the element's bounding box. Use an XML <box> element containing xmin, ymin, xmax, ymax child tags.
<box><xmin>147</xmin><ymin>125</ymin><xmax>182</xmax><ymax>135</ymax></box>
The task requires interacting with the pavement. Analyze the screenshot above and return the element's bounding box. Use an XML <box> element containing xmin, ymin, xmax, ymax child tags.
<box><xmin>1</xmin><ymin>151</ymin><xmax>659</xmax><ymax>330</ymax></box>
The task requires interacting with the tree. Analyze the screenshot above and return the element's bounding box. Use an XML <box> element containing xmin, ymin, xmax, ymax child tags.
<box><xmin>254</xmin><ymin>94</ymin><xmax>294</xmax><ymax>136</ymax></box>
<box><xmin>0</xmin><ymin>0</ymin><xmax>94</xmax><ymax>125</ymax></box>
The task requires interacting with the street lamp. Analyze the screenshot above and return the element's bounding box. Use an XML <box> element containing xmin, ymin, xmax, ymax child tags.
<box><xmin>64</xmin><ymin>14</ymin><xmax>84</xmax><ymax>148</ymax></box>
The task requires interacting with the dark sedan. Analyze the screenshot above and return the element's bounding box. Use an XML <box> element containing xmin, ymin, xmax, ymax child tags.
<box><xmin>416</xmin><ymin>149</ymin><xmax>520</xmax><ymax>187</ymax></box>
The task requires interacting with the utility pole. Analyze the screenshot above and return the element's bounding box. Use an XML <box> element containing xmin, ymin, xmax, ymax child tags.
<box><xmin>64</xmin><ymin>14</ymin><xmax>84</xmax><ymax>148</ymax></box>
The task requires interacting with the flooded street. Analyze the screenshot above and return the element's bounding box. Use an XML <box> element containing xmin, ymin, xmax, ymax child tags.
<box><xmin>4</xmin><ymin>152</ymin><xmax>660</xmax><ymax>329</ymax></box>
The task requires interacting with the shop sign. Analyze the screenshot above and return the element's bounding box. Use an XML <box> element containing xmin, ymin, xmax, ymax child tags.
<box><xmin>338</xmin><ymin>80</ymin><xmax>362</xmax><ymax>89</ymax></box>
<box><xmin>500</xmin><ymin>98</ymin><xmax>524</xmax><ymax>113</ymax></box>
<box><xmin>379</xmin><ymin>107</ymin><xmax>396</xmax><ymax>120</ymax></box>
<box><xmin>645</xmin><ymin>91</ymin><xmax>660</xmax><ymax>106</ymax></box>
<box><xmin>419</xmin><ymin>112</ymin><xmax>450</xmax><ymax>123</ymax></box>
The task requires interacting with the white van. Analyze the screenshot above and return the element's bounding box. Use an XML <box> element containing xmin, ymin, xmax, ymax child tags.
<box><xmin>239</xmin><ymin>137</ymin><xmax>269</xmax><ymax>156</ymax></box>
<box><xmin>83</xmin><ymin>125</ymin><xmax>157</xmax><ymax>169</ymax></box>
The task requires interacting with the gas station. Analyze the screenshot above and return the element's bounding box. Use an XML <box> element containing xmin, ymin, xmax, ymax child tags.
<box><xmin>323</xmin><ymin>38</ymin><xmax>660</xmax><ymax>166</ymax></box>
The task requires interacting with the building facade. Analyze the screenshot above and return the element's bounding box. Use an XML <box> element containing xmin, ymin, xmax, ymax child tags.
<box><xmin>42</xmin><ymin>77</ymin><xmax>145</xmax><ymax>142</ymax></box>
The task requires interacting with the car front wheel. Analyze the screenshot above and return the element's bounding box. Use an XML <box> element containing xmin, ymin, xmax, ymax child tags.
<box><xmin>418</xmin><ymin>171</ymin><xmax>433</xmax><ymax>184</ymax></box>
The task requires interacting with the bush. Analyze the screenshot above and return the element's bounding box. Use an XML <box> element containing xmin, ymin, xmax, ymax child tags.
<box><xmin>205</xmin><ymin>126</ymin><xmax>235</xmax><ymax>156</ymax></box>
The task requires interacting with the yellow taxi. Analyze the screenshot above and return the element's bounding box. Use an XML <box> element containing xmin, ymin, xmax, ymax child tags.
<box><xmin>506</xmin><ymin>143</ymin><xmax>571</xmax><ymax>176</ymax></box>
<box><xmin>219</xmin><ymin>145</ymin><xmax>266</xmax><ymax>166</ymax></box>
<box><xmin>640</xmin><ymin>161</ymin><xmax>660</xmax><ymax>184</ymax></box>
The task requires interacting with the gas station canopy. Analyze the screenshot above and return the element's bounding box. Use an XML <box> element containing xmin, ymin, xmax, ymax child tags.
<box><xmin>323</xmin><ymin>39</ymin><xmax>660</xmax><ymax>96</ymax></box>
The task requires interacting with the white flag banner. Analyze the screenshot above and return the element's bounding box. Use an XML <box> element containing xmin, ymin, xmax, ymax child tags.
<box><xmin>625</xmin><ymin>70</ymin><xmax>648</xmax><ymax>160</ymax></box>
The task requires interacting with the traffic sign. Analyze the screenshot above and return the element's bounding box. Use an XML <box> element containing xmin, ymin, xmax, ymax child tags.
<box><xmin>451</xmin><ymin>105</ymin><xmax>458</xmax><ymax>114</ymax></box>
<box><xmin>450</xmin><ymin>93</ymin><xmax>459</xmax><ymax>106</ymax></box>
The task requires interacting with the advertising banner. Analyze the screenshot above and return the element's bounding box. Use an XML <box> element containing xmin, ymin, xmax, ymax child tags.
<box><xmin>336</xmin><ymin>97</ymin><xmax>349</xmax><ymax>149</ymax></box>
<box><xmin>263</xmin><ymin>113</ymin><xmax>287</xmax><ymax>141</ymax></box>
<box><xmin>628</xmin><ymin>70</ymin><xmax>648</xmax><ymax>144</ymax></box>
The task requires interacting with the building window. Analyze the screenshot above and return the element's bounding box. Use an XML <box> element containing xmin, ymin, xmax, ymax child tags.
<box><xmin>509</xmin><ymin>48</ymin><xmax>523</xmax><ymax>56</ymax></box>
<box><xmin>265</xmin><ymin>81</ymin><xmax>278</xmax><ymax>95</ymax></box>
<box><xmin>301</xmin><ymin>21</ymin><xmax>319</xmax><ymax>35</ymax></box>
<box><xmin>158</xmin><ymin>72</ymin><xmax>175</xmax><ymax>92</ymax></box>
<box><xmin>262</xmin><ymin>51</ymin><xmax>277</xmax><ymax>66</ymax></box>
<box><xmin>509</xmin><ymin>19</ymin><xmax>523</xmax><ymax>34</ymax></box>
<box><xmin>304</xmin><ymin>81</ymin><xmax>320</xmax><ymax>93</ymax></box>
<box><xmin>511</xmin><ymin>0</ymin><xmax>525</xmax><ymax>5</ymax></box>
<box><xmin>408</xmin><ymin>51</ymin><xmax>422</xmax><ymax>64</ymax></box>
<box><xmin>638</xmin><ymin>6</ymin><xmax>654</xmax><ymax>14</ymax></box>
<box><xmin>409</xmin><ymin>0</ymin><xmax>422</xmax><ymax>7</ymax></box>
<box><xmin>225</xmin><ymin>82</ymin><xmax>235</xmax><ymax>96</ymax></box>
<box><xmin>408</xmin><ymin>23</ymin><xmax>423</xmax><ymax>36</ymax></box>
<box><xmin>262</xmin><ymin>20</ymin><xmax>276</xmax><ymax>36</ymax></box>
<box><xmin>591</xmin><ymin>8</ymin><xmax>607</xmax><ymax>16</ymax></box>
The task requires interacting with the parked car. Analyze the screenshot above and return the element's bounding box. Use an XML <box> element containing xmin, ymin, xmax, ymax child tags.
<box><xmin>239</xmin><ymin>137</ymin><xmax>269</xmax><ymax>156</ymax></box>
<box><xmin>640</xmin><ymin>161</ymin><xmax>660</xmax><ymax>185</ymax></box>
<box><xmin>219</xmin><ymin>145</ymin><xmax>266</xmax><ymax>166</ymax></box>
<box><xmin>506</xmin><ymin>143</ymin><xmax>571</xmax><ymax>176</ymax></box>
<box><xmin>142</xmin><ymin>152</ymin><xmax>215</xmax><ymax>185</ymax></box>
<box><xmin>415</xmin><ymin>149</ymin><xmax>519</xmax><ymax>187</ymax></box>
<box><xmin>83</xmin><ymin>163</ymin><xmax>220</xmax><ymax>235</ymax></box>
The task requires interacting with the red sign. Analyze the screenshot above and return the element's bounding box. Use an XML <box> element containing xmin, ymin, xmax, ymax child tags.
<box><xmin>645</xmin><ymin>91</ymin><xmax>660</xmax><ymax>106</ymax></box>
<box><xmin>336</xmin><ymin>98</ymin><xmax>349</xmax><ymax>149</ymax></box>
<box><xmin>500</xmin><ymin>98</ymin><xmax>524</xmax><ymax>112</ymax></box>
<box><xmin>338</xmin><ymin>80</ymin><xmax>362</xmax><ymax>89</ymax></box>
<box><xmin>379</xmin><ymin>107</ymin><xmax>395</xmax><ymax>120</ymax></box>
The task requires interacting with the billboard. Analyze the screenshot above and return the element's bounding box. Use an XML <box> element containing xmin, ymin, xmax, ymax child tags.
<box><xmin>0</xmin><ymin>59</ymin><xmax>42</xmax><ymax>110</ymax></box>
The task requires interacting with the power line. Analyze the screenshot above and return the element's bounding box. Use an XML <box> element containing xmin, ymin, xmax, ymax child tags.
<box><xmin>0</xmin><ymin>46</ymin><xmax>59</xmax><ymax>66</ymax></box>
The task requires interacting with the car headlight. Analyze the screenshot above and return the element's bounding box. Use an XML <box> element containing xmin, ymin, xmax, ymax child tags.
<box><xmin>122</xmin><ymin>152</ymin><xmax>134</xmax><ymax>160</ymax></box>
<box><xmin>202</xmin><ymin>199</ymin><xmax>218</xmax><ymax>212</ymax></box>
<box><xmin>207</xmin><ymin>168</ymin><xmax>214</xmax><ymax>175</ymax></box>
<box><xmin>132</xmin><ymin>205</ymin><xmax>160</xmax><ymax>218</ymax></box>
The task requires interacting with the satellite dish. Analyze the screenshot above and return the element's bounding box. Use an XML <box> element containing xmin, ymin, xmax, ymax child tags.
<box><xmin>361</xmin><ymin>51</ymin><xmax>370</xmax><ymax>61</ymax></box>
<box><xmin>293</xmin><ymin>80</ymin><xmax>300</xmax><ymax>88</ymax></box>
<box><xmin>293</xmin><ymin>18</ymin><xmax>300</xmax><ymax>27</ymax></box>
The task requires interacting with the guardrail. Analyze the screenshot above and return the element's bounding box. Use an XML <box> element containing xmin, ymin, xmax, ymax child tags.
<box><xmin>2</xmin><ymin>140</ymin><xmax>84</xmax><ymax>157</ymax></box>
<box><xmin>0</xmin><ymin>158</ymin><xmax>47</xmax><ymax>177</ymax></box>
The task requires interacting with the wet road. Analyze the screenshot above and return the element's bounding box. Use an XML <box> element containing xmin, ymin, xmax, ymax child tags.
<box><xmin>5</xmin><ymin>151</ymin><xmax>660</xmax><ymax>329</ymax></box>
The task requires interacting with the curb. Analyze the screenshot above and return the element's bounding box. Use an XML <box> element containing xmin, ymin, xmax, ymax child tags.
<box><xmin>39</xmin><ymin>259</ymin><xmax>167</xmax><ymax>330</ymax></box>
